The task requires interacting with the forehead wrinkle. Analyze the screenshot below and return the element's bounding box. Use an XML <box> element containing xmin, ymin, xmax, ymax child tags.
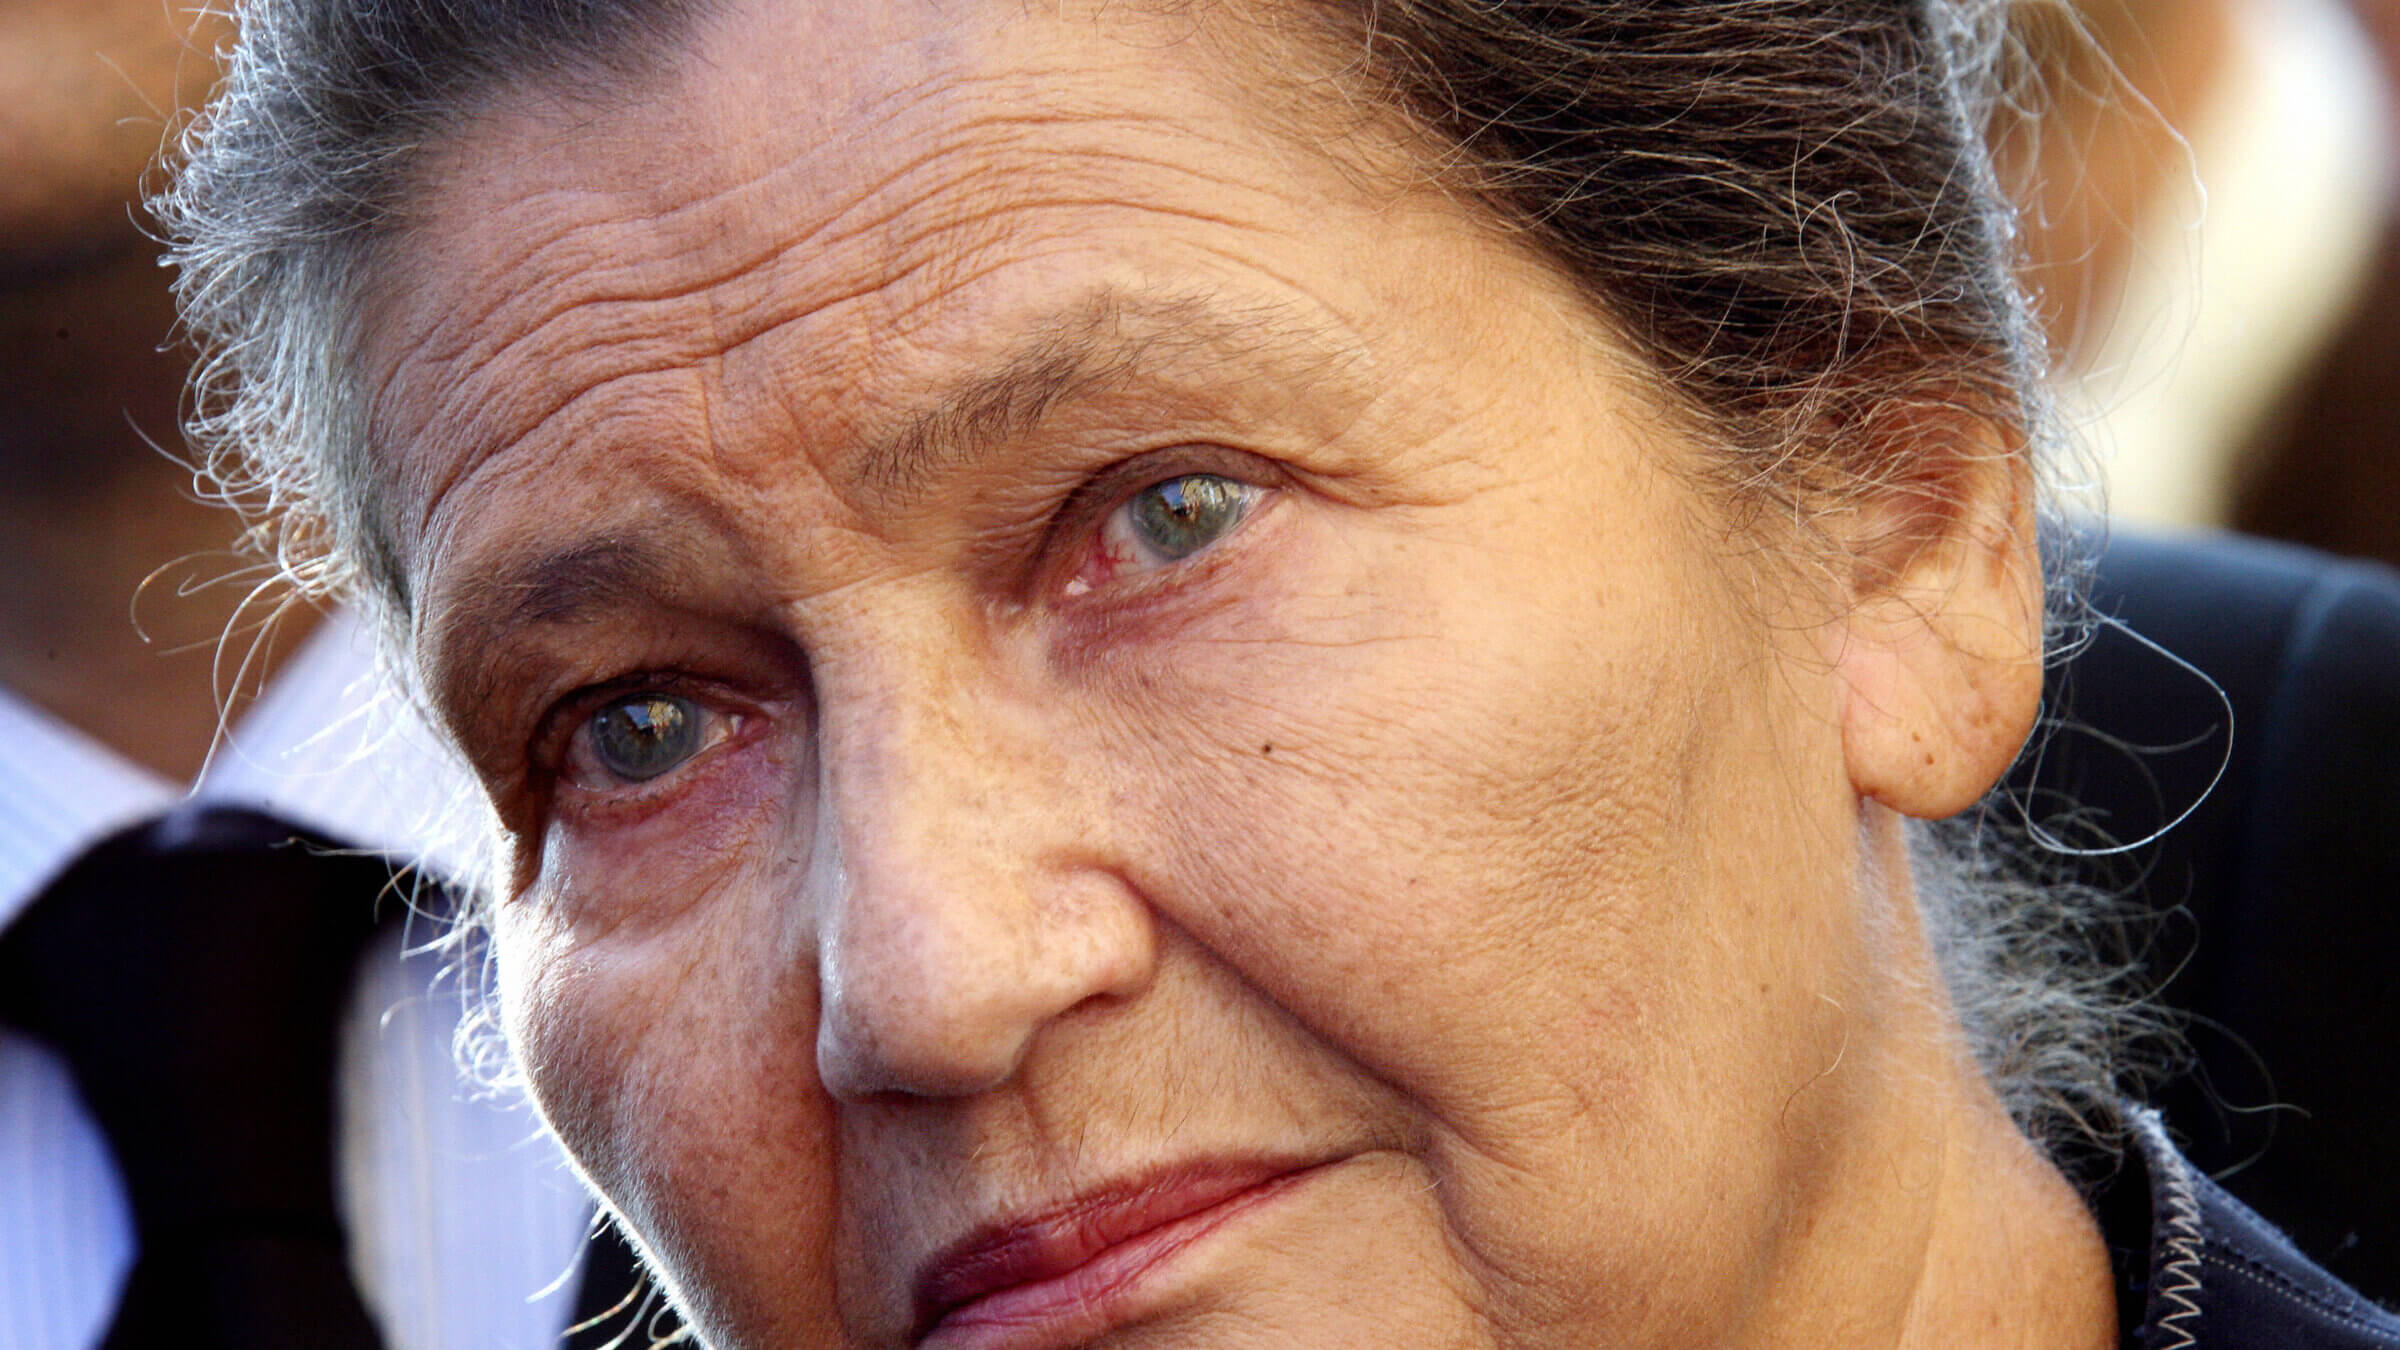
<box><xmin>389</xmin><ymin>335</ymin><xmax>724</xmax><ymax>584</ymax></box>
<box><xmin>382</xmin><ymin>189</ymin><xmax>835</xmax><ymax>484</ymax></box>
<box><xmin>382</xmin><ymin>112</ymin><xmax>1238</xmax><ymax>547</ymax></box>
<box><xmin>374</xmin><ymin>7</ymin><xmax>1337</xmax><ymax>480</ymax></box>
<box><xmin>389</xmin><ymin>52</ymin><xmax>1291</xmax><ymax>405</ymax></box>
<box><xmin>409</xmin><ymin>201</ymin><xmax>1345</xmax><ymax>556</ymax></box>
<box><xmin>381</xmin><ymin>3</ymin><xmax>1408</xmax><ymax>607</ymax></box>
<box><xmin>417</xmin><ymin>76</ymin><xmax>1236</xmax><ymax>394</ymax></box>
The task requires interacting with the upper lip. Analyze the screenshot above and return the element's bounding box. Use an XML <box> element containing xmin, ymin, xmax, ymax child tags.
<box><xmin>908</xmin><ymin>1156</ymin><xmax>1319</xmax><ymax>1340</ymax></box>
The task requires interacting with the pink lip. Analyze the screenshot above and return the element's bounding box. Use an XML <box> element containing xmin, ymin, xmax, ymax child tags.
<box><xmin>911</xmin><ymin>1159</ymin><xmax>1324</xmax><ymax>1347</ymax></box>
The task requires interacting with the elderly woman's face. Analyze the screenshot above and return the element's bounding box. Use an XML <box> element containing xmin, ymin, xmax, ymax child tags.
<box><xmin>379</xmin><ymin>3</ymin><xmax>2020</xmax><ymax>1346</ymax></box>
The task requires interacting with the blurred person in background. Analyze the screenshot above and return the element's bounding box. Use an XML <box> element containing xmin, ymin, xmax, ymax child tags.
<box><xmin>0</xmin><ymin>3</ymin><xmax>633</xmax><ymax>1346</ymax></box>
<box><xmin>2233</xmin><ymin>0</ymin><xmax>2400</xmax><ymax>563</ymax></box>
<box><xmin>2009</xmin><ymin>0</ymin><xmax>2400</xmax><ymax>559</ymax></box>
<box><xmin>2006</xmin><ymin>0</ymin><xmax>2395</xmax><ymax>532</ymax></box>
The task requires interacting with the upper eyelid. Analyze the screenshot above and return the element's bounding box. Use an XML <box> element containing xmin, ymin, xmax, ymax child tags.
<box><xmin>514</xmin><ymin>618</ymin><xmax>808</xmax><ymax>765</ymax></box>
<box><xmin>1105</xmin><ymin>473</ymin><xmax>1262</xmax><ymax>549</ymax></box>
<box><xmin>1045</xmin><ymin>445</ymin><xmax>1281</xmax><ymax>552</ymax></box>
<box><xmin>552</xmin><ymin>691</ymin><xmax>777</xmax><ymax>807</ymax></box>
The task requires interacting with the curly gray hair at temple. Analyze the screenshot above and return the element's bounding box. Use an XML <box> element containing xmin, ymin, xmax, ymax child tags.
<box><xmin>154</xmin><ymin>0</ymin><xmax>2154</xmax><ymax>1156</ymax></box>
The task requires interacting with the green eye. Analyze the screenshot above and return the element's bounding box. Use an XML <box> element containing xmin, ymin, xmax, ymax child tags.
<box><xmin>1124</xmin><ymin>474</ymin><xmax>1254</xmax><ymax>564</ymax></box>
<box><xmin>587</xmin><ymin>693</ymin><xmax>705</xmax><ymax>782</ymax></box>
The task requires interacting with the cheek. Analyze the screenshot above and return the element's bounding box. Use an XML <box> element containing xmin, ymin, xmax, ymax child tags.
<box><xmin>1065</xmin><ymin>497</ymin><xmax>1854</xmax><ymax>1323</ymax></box>
<box><xmin>1077</xmin><ymin>514</ymin><xmax>1710</xmax><ymax>1093</ymax></box>
<box><xmin>491</xmin><ymin>852</ymin><xmax>846</xmax><ymax>1348</ymax></box>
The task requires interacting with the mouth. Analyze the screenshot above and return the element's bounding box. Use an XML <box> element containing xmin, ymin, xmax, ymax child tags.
<box><xmin>910</xmin><ymin>1157</ymin><xmax>1329</xmax><ymax>1348</ymax></box>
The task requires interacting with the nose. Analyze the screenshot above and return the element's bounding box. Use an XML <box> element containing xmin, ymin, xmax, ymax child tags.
<box><xmin>809</xmin><ymin>652</ymin><xmax>1156</xmax><ymax>1100</ymax></box>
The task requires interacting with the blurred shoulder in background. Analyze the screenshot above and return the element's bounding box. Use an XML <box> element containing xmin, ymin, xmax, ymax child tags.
<box><xmin>0</xmin><ymin>5</ymin><xmax>608</xmax><ymax>1348</ymax></box>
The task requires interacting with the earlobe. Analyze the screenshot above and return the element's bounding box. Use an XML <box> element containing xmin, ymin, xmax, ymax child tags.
<box><xmin>1830</xmin><ymin>422</ymin><xmax>2045</xmax><ymax>820</ymax></box>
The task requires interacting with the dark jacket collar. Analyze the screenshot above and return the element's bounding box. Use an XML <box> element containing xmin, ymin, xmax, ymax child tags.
<box><xmin>2107</xmin><ymin>1108</ymin><xmax>2400</xmax><ymax>1347</ymax></box>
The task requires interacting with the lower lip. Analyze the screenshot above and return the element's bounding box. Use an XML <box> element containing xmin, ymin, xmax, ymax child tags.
<box><xmin>919</xmin><ymin>1166</ymin><xmax>1323</xmax><ymax>1350</ymax></box>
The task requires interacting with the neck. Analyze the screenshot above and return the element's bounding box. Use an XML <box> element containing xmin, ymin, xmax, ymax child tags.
<box><xmin>1886</xmin><ymin>1066</ymin><xmax>2119</xmax><ymax>1348</ymax></box>
<box><xmin>1748</xmin><ymin>810</ymin><xmax>2118</xmax><ymax>1349</ymax></box>
<box><xmin>0</xmin><ymin>238</ymin><xmax>316</xmax><ymax>782</ymax></box>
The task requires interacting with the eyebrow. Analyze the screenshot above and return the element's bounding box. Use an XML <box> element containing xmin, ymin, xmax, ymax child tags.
<box><xmin>426</xmin><ymin>530</ymin><xmax>713</xmax><ymax>723</ymax></box>
<box><xmin>853</xmin><ymin>286</ymin><xmax>1354</xmax><ymax>509</ymax></box>
<box><xmin>484</xmin><ymin>536</ymin><xmax>675</xmax><ymax>626</ymax></box>
<box><xmin>432</xmin><ymin>534</ymin><xmax>684</xmax><ymax>681</ymax></box>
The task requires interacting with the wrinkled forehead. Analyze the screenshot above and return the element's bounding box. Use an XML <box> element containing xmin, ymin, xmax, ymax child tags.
<box><xmin>358</xmin><ymin>0</ymin><xmax>1393</xmax><ymax>587</ymax></box>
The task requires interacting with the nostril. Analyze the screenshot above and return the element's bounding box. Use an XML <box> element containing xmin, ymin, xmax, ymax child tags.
<box><xmin>812</xmin><ymin>982</ymin><xmax>1036</xmax><ymax>1101</ymax></box>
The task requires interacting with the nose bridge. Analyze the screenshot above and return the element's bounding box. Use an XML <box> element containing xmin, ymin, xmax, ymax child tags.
<box><xmin>827</xmin><ymin>638</ymin><xmax>1014</xmax><ymax>877</ymax></box>
<box><xmin>809</xmin><ymin>626</ymin><xmax>1151</xmax><ymax>1100</ymax></box>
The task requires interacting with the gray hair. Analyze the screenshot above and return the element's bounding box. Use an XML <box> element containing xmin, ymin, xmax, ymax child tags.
<box><xmin>159</xmin><ymin>0</ymin><xmax>708</xmax><ymax>627</ymax></box>
<box><xmin>155</xmin><ymin>0</ymin><xmax>2156</xmax><ymax>1156</ymax></box>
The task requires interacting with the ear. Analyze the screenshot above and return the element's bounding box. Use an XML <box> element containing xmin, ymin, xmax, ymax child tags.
<box><xmin>1828</xmin><ymin>416</ymin><xmax>2044</xmax><ymax>820</ymax></box>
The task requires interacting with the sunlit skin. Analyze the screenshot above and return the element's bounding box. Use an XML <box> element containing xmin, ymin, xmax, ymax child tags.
<box><xmin>367</xmin><ymin>2</ymin><xmax>2115</xmax><ymax>1346</ymax></box>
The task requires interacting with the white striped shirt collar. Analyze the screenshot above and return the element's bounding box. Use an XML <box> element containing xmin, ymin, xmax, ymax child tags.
<box><xmin>0</xmin><ymin>695</ymin><xmax>175</xmax><ymax>934</ymax></box>
<box><xmin>0</xmin><ymin>606</ymin><xmax>487</xmax><ymax>935</ymax></box>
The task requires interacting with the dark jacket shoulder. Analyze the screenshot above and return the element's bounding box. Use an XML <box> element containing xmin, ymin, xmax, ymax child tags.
<box><xmin>2019</xmin><ymin>532</ymin><xmax>2400</xmax><ymax>1302</ymax></box>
